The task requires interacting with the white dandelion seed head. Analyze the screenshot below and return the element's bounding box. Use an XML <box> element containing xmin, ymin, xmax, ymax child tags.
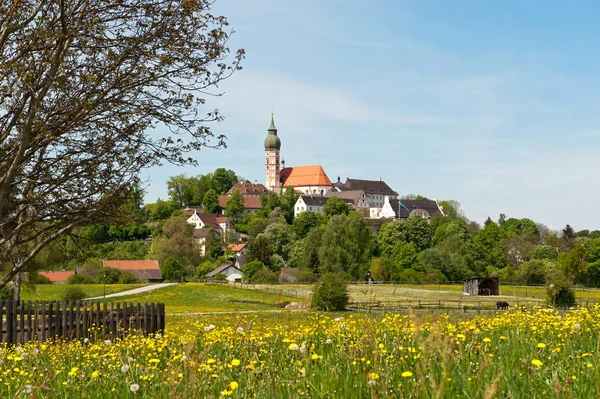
<box><xmin>130</xmin><ymin>383</ymin><xmax>140</xmax><ymax>392</ymax></box>
<box><xmin>325</xmin><ymin>338</ymin><xmax>333</xmax><ymax>344</ymax></box>
<box><xmin>204</xmin><ymin>325</ymin><xmax>216</xmax><ymax>332</ymax></box>
<box><xmin>237</xmin><ymin>327</ymin><xmax>244</xmax><ymax>333</ymax></box>
<box><xmin>83</xmin><ymin>338</ymin><xmax>90</xmax><ymax>344</ymax></box>
<box><xmin>104</xmin><ymin>339</ymin><xmax>112</xmax><ymax>345</ymax></box>
<box><xmin>181</xmin><ymin>354</ymin><xmax>188</xmax><ymax>361</ymax></box>
<box><xmin>340</xmin><ymin>324</ymin><xmax>346</xmax><ymax>330</ymax></box>
<box><xmin>15</xmin><ymin>346</ymin><xmax>23</xmax><ymax>352</ymax></box>
<box><xmin>23</xmin><ymin>385</ymin><xmax>33</xmax><ymax>394</ymax></box>
<box><xmin>574</xmin><ymin>323</ymin><xmax>581</xmax><ymax>331</ymax></box>
<box><xmin>334</xmin><ymin>318</ymin><xmax>341</xmax><ymax>322</ymax></box>
<box><xmin>367</xmin><ymin>380</ymin><xmax>376</xmax><ymax>387</ymax></box>
<box><xmin>121</xmin><ymin>364</ymin><xmax>130</xmax><ymax>373</ymax></box>
<box><xmin>299</xmin><ymin>346</ymin><xmax>306</xmax><ymax>354</ymax></box>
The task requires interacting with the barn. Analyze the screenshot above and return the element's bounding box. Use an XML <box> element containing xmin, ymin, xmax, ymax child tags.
<box><xmin>463</xmin><ymin>277</ymin><xmax>500</xmax><ymax>296</ymax></box>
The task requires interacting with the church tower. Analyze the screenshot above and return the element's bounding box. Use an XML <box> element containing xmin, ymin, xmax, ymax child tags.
<box><xmin>264</xmin><ymin>114</ymin><xmax>281</xmax><ymax>191</ymax></box>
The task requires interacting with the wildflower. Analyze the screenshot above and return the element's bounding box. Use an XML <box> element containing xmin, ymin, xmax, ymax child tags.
<box><xmin>456</xmin><ymin>334</ymin><xmax>466</xmax><ymax>340</ymax></box>
<box><xmin>221</xmin><ymin>390</ymin><xmax>233</xmax><ymax>396</ymax></box>
<box><xmin>68</xmin><ymin>367</ymin><xmax>79</xmax><ymax>377</ymax></box>
<box><xmin>368</xmin><ymin>372</ymin><xmax>379</xmax><ymax>380</ymax></box>
<box><xmin>537</xmin><ymin>343</ymin><xmax>546</xmax><ymax>349</ymax></box>
<box><xmin>325</xmin><ymin>338</ymin><xmax>333</xmax><ymax>344</ymax></box>
<box><xmin>367</xmin><ymin>380</ymin><xmax>376</xmax><ymax>387</ymax></box>
<box><xmin>104</xmin><ymin>339</ymin><xmax>112</xmax><ymax>345</ymax></box>
<box><xmin>299</xmin><ymin>346</ymin><xmax>307</xmax><ymax>354</ymax></box>
<box><xmin>245</xmin><ymin>364</ymin><xmax>255</xmax><ymax>371</ymax></box>
<box><xmin>130</xmin><ymin>383</ymin><xmax>140</xmax><ymax>392</ymax></box>
<box><xmin>231</xmin><ymin>359</ymin><xmax>241</xmax><ymax>366</ymax></box>
<box><xmin>229</xmin><ymin>381</ymin><xmax>239</xmax><ymax>390</ymax></box>
<box><xmin>574</xmin><ymin>323</ymin><xmax>581</xmax><ymax>331</ymax></box>
<box><xmin>402</xmin><ymin>371</ymin><xmax>413</xmax><ymax>378</ymax></box>
<box><xmin>83</xmin><ymin>338</ymin><xmax>89</xmax><ymax>344</ymax></box>
<box><xmin>204</xmin><ymin>325</ymin><xmax>216</xmax><ymax>332</ymax></box>
<box><xmin>121</xmin><ymin>364</ymin><xmax>130</xmax><ymax>373</ymax></box>
<box><xmin>237</xmin><ymin>327</ymin><xmax>244</xmax><ymax>333</ymax></box>
<box><xmin>15</xmin><ymin>346</ymin><xmax>23</xmax><ymax>352</ymax></box>
<box><xmin>587</xmin><ymin>363</ymin><xmax>593</xmax><ymax>368</ymax></box>
<box><xmin>23</xmin><ymin>385</ymin><xmax>33</xmax><ymax>394</ymax></box>
<box><xmin>311</xmin><ymin>354</ymin><xmax>319</xmax><ymax>360</ymax></box>
<box><xmin>531</xmin><ymin>359</ymin><xmax>543</xmax><ymax>367</ymax></box>
<box><xmin>299</xmin><ymin>368</ymin><xmax>306</xmax><ymax>377</ymax></box>
<box><xmin>289</xmin><ymin>344</ymin><xmax>299</xmax><ymax>351</ymax></box>
<box><xmin>91</xmin><ymin>371</ymin><xmax>100</xmax><ymax>378</ymax></box>
<box><xmin>207</xmin><ymin>359</ymin><xmax>217</xmax><ymax>364</ymax></box>
<box><xmin>181</xmin><ymin>354</ymin><xmax>188</xmax><ymax>361</ymax></box>
<box><xmin>334</xmin><ymin>318</ymin><xmax>341</xmax><ymax>322</ymax></box>
<box><xmin>483</xmin><ymin>338</ymin><xmax>491</xmax><ymax>343</ymax></box>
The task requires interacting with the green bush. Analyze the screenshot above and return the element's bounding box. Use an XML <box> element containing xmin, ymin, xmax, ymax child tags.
<box><xmin>67</xmin><ymin>274</ymin><xmax>96</xmax><ymax>284</ymax></box>
<box><xmin>250</xmin><ymin>267</ymin><xmax>279</xmax><ymax>283</ymax></box>
<box><xmin>213</xmin><ymin>273</ymin><xmax>227</xmax><ymax>281</ymax></box>
<box><xmin>547</xmin><ymin>280</ymin><xmax>576</xmax><ymax>308</ymax></box>
<box><xmin>29</xmin><ymin>272</ymin><xmax>52</xmax><ymax>285</ymax></box>
<box><xmin>97</xmin><ymin>266</ymin><xmax>121</xmax><ymax>284</ymax></box>
<box><xmin>311</xmin><ymin>273</ymin><xmax>349</xmax><ymax>311</ymax></box>
<box><xmin>118</xmin><ymin>271</ymin><xmax>139</xmax><ymax>284</ymax></box>
<box><xmin>160</xmin><ymin>257</ymin><xmax>186</xmax><ymax>282</ymax></box>
<box><xmin>62</xmin><ymin>286</ymin><xmax>87</xmax><ymax>302</ymax></box>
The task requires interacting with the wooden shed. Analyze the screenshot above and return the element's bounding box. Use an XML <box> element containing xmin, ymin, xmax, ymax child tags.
<box><xmin>463</xmin><ymin>277</ymin><xmax>500</xmax><ymax>296</ymax></box>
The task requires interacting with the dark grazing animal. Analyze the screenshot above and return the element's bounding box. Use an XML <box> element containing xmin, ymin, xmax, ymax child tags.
<box><xmin>496</xmin><ymin>301</ymin><xmax>509</xmax><ymax>310</ymax></box>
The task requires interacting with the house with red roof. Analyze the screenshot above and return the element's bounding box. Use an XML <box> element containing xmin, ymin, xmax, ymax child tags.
<box><xmin>102</xmin><ymin>260</ymin><xmax>162</xmax><ymax>282</ymax></box>
<box><xmin>217</xmin><ymin>195</ymin><xmax>262</xmax><ymax>215</ymax></box>
<box><xmin>38</xmin><ymin>271</ymin><xmax>75</xmax><ymax>284</ymax></box>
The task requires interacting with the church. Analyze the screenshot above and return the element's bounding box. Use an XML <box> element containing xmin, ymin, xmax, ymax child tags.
<box><xmin>264</xmin><ymin>115</ymin><xmax>332</xmax><ymax>195</ymax></box>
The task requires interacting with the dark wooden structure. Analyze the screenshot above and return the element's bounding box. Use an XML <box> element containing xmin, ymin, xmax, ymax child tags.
<box><xmin>0</xmin><ymin>301</ymin><xmax>165</xmax><ymax>345</ymax></box>
<box><xmin>463</xmin><ymin>277</ymin><xmax>500</xmax><ymax>296</ymax></box>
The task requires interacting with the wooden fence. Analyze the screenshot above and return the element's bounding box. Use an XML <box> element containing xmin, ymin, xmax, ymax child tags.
<box><xmin>0</xmin><ymin>301</ymin><xmax>165</xmax><ymax>345</ymax></box>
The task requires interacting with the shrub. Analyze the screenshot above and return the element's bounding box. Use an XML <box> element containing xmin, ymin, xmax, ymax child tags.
<box><xmin>213</xmin><ymin>273</ymin><xmax>227</xmax><ymax>281</ymax></box>
<box><xmin>243</xmin><ymin>260</ymin><xmax>265</xmax><ymax>282</ymax></box>
<box><xmin>67</xmin><ymin>274</ymin><xmax>96</xmax><ymax>284</ymax></box>
<box><xmin>160</xmin><ymin>257</ymin><xmax>186</xmax><ymax>281</ymax></box>
<box><xmin>29</xmin><ymin>272</ymin><xmax>52</xmax><ymax>285</ymax></box>
<box><xmin>547</xmin><ymin>280</ymin><xmax>576</xmax><ymax>308</ymax></box>
<box><xmin>250</xmin><ymin>267</ymin><xmax>279</xmax><ymax>283</ymax></box>
<box><xmin>97</xmin><ymin>266</ymin><xmax>121</xmax><ymax>284</ymax></box>
<box><xmin>118</xmin><ymin>271</ymin><xmax>139</xmax><ymax>284</ymax></box>
<box><xmin>62</xmin><ymin>286</ymin><xmax>87</xmax><ymax>302</ymax></box>
<box><xmin>311</xmin><ymin>273</ymin><xmax>349</xmax><ymax>311</ymax></box>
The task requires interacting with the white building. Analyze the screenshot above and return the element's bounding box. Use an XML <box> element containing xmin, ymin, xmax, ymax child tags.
<box><xmin>333</xmin><ymin>177</ymin><xmax>398</xmax><ymax>208</ymax></box>
<box><xmin>206</xmin><ymin>264</ymin><xmax>243</xmax><ymax>283</ymax></box>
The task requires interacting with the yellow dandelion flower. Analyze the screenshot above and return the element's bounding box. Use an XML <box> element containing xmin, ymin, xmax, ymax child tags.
<box><xmin>91</xmin><ymin>371</ymin><xmax>100</xmax><ymax>378</ymax></box>
<box><xmin>311</xmin><ymin>354</ymin><xmax>319</xmax><ymax>360</ymax></box>
<box><xmin>229</xmin><ymin>381</ymin><xmax>239</xmax><ymax>390</ymax></box>
<box><xmin>531</xmin><ymin>359</ymin><xmax>543</xmax><ymax>367</ymax></box>
<box><xmin>231</xmin><ymin>359</ymin><xmax>240</xmax><ymax>367</ymax></box>
<box><xmin>537</xmin><ymin>343</ymin><xmax>546</xmax><ymax>349</ymax></box>
<box><xmin>401</xmin><ymin>371</ymin><xmax>413</xmax><ymax>378</ymax></box>
<box><xmin>368</xmin><ymin>372</ymin><xmax>379</xmax><ymax>380</ymax></box>
<box><xmin>483</xmin><ymin>338</ymin><xmax>491</xmax><ymax>343</ymax></box>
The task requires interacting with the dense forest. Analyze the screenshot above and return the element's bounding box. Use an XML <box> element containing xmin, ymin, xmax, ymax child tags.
<box><xmin>30</xmin><ymin>168</ymin><xmax>600</xmax><ymax>288</ymax></box>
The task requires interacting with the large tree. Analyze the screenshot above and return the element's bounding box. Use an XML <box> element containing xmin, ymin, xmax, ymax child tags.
<box><xmin>0</xmin><ymin>0</ymin><xmax>243</xmax><ymax>289</ymax></box>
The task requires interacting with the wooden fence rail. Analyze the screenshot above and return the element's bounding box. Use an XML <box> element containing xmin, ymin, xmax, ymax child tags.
<box><xmin>0</xmin><ymin>301</ymin><xmax>165</xmax><ymax>346</ymax></box>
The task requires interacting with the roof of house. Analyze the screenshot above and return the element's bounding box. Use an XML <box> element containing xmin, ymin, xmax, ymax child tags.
<box><xmin>299</xmin><ymin>195</ymin><xmax>329</xmax><ymax>206</ymax></box>
<box><xmin>193</xmin><ymin>227</ymin><xmax>212</xmax><ymax>239</ymax></box>
<box><xmin>183</xmin><ymin>208</ymin><xmax>202</xmax><ymax>217</ymax></box>
<box><xmin>218</xmin><ymin>196</ymin><xmax>262</xmax><ymax>209</ymax></box>
<box><xmin>391</xmin><ymin>199</ymin><xmax>444</xmax><ymax>219</ymax></box>
<box><xmin>196</xmin><ymin>213</ymin><xmax>226</xmax><ymax>230</ymax></box>
<box><xmin>279</xmin><ymin>165</ymin><xmax>332</xmax><ymax>188</ymax></box>
<box><xmin>226</xmin><ymin>183</ymin><xmax>269</xmax><ymax>196</ymax></box>
<box><xmin>39</xmin><ymin>271</ymin><xmax>75</xmax><ymax>282</ymax></box>
<box><xmin>325</xmin><ymin>190</ymin><xmax>367</xmax><ymax>206</ymax></box>
<box><xmin>101</xmin><ymin>260</ymin><xmax>162</xmax><ymax>280</ymax></box>
<box><xmin>227</xmin><ymin>243</ymin><xmax>246</xmax><ymax>252</ymax></box>
<box><xmin>206</xmin><ymin>263</ymin><xmax>242</xmax><ymax>278</ymax></box>
<box><xmin>344</xmin><ymin>178</ymin><xmax>398</xmax><ymax>195</ymax></box>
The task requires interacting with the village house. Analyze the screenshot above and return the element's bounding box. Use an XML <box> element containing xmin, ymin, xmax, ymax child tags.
<box><xmin>333</xmin><ymin>177</ymin><xmax>398</xmax><ymax>208</ymax></box>
<box><xmin>206</xmin><ymin>264</ymin><xmax>243</xmax><ymax>283</ymax></box>
<box><xmin>102</xmin><ymin>260</ymin><xmax>163</xmax><ymax>282</ymax></box>
<box><xmin>217</xmin><ymin>195</ymin><xmax>262</xmax><ymax>215</ymax></box>
<box><xmin>38</xmin><ymin>271</ymin><xmax>75</xmax><ymax>284</ymax></box>
<box><xmin>294</xmin><ymin>194</ymin><xmax>354</xmax><ymax>218</ymax></box>
<box><xmin>227</xmin><ymin>243</ymin><xmax>247</xmax><ymax>269</ymax></box>
<box><xmin>185</xmin><ymin>210</ymin><xmax>234</xmax><ymax>236</ymax></box>
<box><xmin>379</xmin><ymin>197</ymin><xmax>445</xmax><ymax>221</ymax></box>
<box><xmin>226</xmin><ymin>182</ymin><xmax>269</xmax><ymax>196</ymax></box>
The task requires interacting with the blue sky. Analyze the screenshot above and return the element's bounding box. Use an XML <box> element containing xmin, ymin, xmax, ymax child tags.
<box><xmin>143</xmin><ymin>0</ymin><xmax>600</xmax><ymax>231</ymax></box>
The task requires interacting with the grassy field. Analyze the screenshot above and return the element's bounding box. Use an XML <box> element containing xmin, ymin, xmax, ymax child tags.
<box><xmin>2</xmin><ymin>308</ymin><xmax>599</xmax><ymax>397</ymax></box>
<box><xmin>19</xmin><ymin>283</ymin><xmax>148</xmax><ymax>301</ymax></box>
<box><xmin>93</xmin><ymin>283</ymin><xmax>301</xmax><ymax>313</ymax></box>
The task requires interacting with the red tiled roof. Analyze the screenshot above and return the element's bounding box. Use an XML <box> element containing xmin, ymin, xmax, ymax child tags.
<box><xmin>102</xmin><ymin>260</ymin><xmax>160</xmax><ymax>270</ymax></box>
<box><xmin>226</xmin><ymin>183</ymin><xmax>269</xmax><ymax>196</ymax></box>
<box><xmin>227</xmin><ymin>243</ymin><xmax>246</xmax><ymax>252</ymax></box>
<box><xmin>279</xmin><ymin>165</ymin><xmax>332</xmax><ymax>187</ymax></box>
<box><xmin>218</xmin><ymin>196</ymin><xmax>262</xmax><ymax>209</ymax></box>
<box><xmin>102</xmin><ymin>260</ymin><xmax>162</xmax><ymax>281</ymax></box>
<box><xmin>39</xmin><ymin>271</ymin><xmax>75</xmax><ymax>282</ymax></box>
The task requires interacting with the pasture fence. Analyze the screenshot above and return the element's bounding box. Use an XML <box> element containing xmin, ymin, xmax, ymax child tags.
<box><xmin>0</xmin><ymin>300</ymin><xmax>165</xmax><ymax>346</ymax></box>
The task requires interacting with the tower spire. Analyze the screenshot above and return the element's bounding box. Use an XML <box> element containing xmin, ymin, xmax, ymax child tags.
<box><xmin>269</xmin><ymin>113</ymin><xmax>277</xmax><ymax>132</ymax></box>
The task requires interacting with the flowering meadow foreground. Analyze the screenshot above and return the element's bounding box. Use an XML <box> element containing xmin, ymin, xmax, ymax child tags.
<box><xmin>1</xmin><ymin>308</ymin><xmax>599</xmax><ymax>398</ymax></box>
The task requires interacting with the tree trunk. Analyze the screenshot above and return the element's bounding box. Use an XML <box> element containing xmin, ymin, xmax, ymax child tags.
<box><xmin>12</xmin><ymin>273</ymin><xmax>21</xmax><ymax>302</ymax></box>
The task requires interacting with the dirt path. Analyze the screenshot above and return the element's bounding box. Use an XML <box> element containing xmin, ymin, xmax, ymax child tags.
<box><xmin>86</xmin><ymin>283</ymin><xmax>178</xmax><ymax>300</ymax></box>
